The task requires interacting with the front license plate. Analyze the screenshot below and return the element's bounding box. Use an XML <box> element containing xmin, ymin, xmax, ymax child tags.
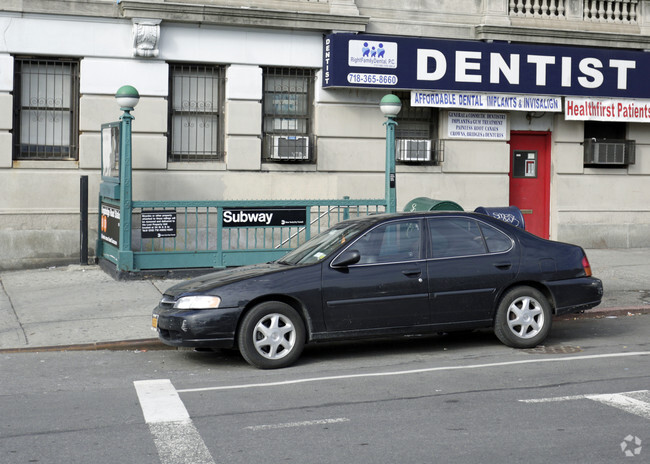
<box><xmin>151</xmin><ymin>314</ymin><xmax>159</xmax><ymax>330</ymax></box>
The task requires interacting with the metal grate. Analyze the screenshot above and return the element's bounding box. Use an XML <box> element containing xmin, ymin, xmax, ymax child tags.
<box><xmin>168</xmin><ymin>64</ymin><xmax>225</xmax><ymax>162</ymax></box>
<box><xmin>13</xmin><ymin>57</ymin><xmax>79</xmax><ymax>160</ymax></box>
<box><xmin>262</xmin><ymin>67</ymin><xmax>314</xmax><ymax>162</ymax></box>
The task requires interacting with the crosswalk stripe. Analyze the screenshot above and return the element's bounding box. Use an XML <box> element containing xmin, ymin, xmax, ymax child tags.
<box><xmin>134</xmin><ymin>379</ymin><xmax>216</xmax><ymax>464</ymax></box>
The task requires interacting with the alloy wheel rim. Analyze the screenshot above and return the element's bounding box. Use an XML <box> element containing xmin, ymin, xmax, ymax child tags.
<box><xmin>506</xmin><ymin>296</ymin><xmax>544</xmax><ymax>339</ymax></box>
<box><xmin>253</xmin><ymin>313</ymin><xmax>296</xmax><ymax>360</ymax></box>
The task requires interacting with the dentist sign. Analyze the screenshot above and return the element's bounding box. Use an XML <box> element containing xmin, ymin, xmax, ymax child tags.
<box><xmin>323</xmin><ymin>33</ymin><xmax>649</xmax><ymax>99</ymax></box>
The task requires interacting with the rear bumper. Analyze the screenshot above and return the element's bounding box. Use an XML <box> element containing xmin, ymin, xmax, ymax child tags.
<box><xmin>547</xmin><ymin>277</ymin><xmax>604</xmax><ymax>316</ymax></box>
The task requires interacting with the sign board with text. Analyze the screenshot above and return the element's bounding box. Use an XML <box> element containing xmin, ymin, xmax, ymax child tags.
<box><xmin>100</xmin><ymin>203</ymin><xmax>120</xmax><ymax>247</ymax></box>
<box><xmin>222</xmin><ymin>207</ymin><xmax>307</xmax><ymax>228</ymax></box>
<box><xmin>141</xmin><ymin>211</ymin><xmax>177</xmax><ymax>239</ymax></box>
<box><xmin>447</xmin><ymin>112</ymin><xmax>507</xmax><ymax>140</ymax></box>
<box><xmin>324</xmin><ymin>33</ymin><xmax>650</xmax><ymax>99</ymax></box>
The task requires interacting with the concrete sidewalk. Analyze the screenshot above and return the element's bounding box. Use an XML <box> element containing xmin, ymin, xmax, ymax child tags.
<box><xmin>1</xmin><ymin>248</ymin><xmax>649</xmax><ymax>352</ymax></box>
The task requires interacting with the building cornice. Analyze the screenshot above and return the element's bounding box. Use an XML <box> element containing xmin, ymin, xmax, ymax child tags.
<box><xmin>476</xmin><ymin>24</ymin><xmax>650</xmax><ymax>50</ymax></box>
<box><xmin>118</xmin><ymin>1</ymin><xmax>369</xmax><ymax>32</ymax></box>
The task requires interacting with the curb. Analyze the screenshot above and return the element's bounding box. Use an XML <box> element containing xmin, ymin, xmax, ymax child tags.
<box><xmin>2</xmin><ymin>306</ymin><xmax>649</xmax><ymax>354</ymax></box>
<box><xmin>0</xmin><ymin>338</ymin><xmax>176</xmax><ymax>354</ymax></box>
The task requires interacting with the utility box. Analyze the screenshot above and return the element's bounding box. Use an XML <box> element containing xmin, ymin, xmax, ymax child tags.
<box><xmin>404</xmin><ymin>197</ymin><xmax>463</xmax><ymax>212</ymax></box>
<box><xmin>474</xmin><ymin>206</ymin><xmax>525</xmax><ymax>230</ymax></box>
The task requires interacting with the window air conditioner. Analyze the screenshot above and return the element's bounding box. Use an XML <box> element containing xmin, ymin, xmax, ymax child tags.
<box><xmin>583</xmin><ymin>139</ymin><xmax>635</xmax><ymax>165</ymax></box>
<box><xmin>396</xmin><ymin>139</ymin><xmax>431</xmax><ymax>162</ymax></box>
<box><xmin>272</xmin><ymin>136</ymin><xmax>309</xmax><ymax>160</ymax></box>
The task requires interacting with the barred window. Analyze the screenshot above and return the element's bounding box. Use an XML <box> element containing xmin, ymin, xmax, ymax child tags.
<box><xmin>168</xmin><ymin>64</ymin><xmax>225</xmax><ymax>162</ymax></box>
<box><xmin>13</xmin><ymin>57</ymin><xmax>79</xmax><ymax>160</ymax></box>
<box><xmin>262</xmin><ymin>68</ymin><xmax>314</xmax><ymax>162</ymax></box>
<box><xmin>394</xmin><ymin>91</ymin><xmax>441</xmax><ymax>164</ymax></box>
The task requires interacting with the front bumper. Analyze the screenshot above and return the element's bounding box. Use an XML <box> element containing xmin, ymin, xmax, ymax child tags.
<box><xmin>153</xmin><ymin>305</ymin><xmax>242</xmax><ymax>348</ymax></box>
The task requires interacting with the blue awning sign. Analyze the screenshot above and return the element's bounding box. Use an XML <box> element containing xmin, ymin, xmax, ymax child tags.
<box><xmin>324</xmin><ymin>33</ymin><xmax>650</xmax><ymax>99</ymax></box>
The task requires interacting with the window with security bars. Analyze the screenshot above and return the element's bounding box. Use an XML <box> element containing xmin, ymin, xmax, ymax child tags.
<box><xmin>13</xmin><ymin>58</ymin><xmax>79</xmax><ymax>160</ymax></box>
<box><xmin>262</xmin><ymin>68</ymin><xmax>314</xmax><ymax>162</ymax></box>
<box><xmin>394</xmin><ymin>91</ymin><xmax>442</xmax><ymax>164</ymax></box>
<box><xmin>168</xmin><ymin>64</ymin><xmax>225</xmax><ymax>162</ymax></box>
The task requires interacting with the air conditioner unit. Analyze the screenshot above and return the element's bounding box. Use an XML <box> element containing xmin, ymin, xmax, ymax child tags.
<box><xmin>584</xmin><ymin>139</ymin><xmax>635</xmax><ymax>165</ymax></box>
<box><xmin>271</xmin><ymin>136</ymin><xmax>309</xmax><ymax>160</ymax></box>
<box><xmin>396</xmin><ymin>139</ymin><xmax>431</xmax><ymax>162</ymax></box>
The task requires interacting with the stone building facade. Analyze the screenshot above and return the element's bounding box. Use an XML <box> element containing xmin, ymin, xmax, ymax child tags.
<box><xmin>1</xmin><ymin>0</ymin><xmax>649</xmax><ymax>269</ymax></box>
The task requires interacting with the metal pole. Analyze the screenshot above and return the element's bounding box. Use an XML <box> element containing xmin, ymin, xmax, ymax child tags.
<box><xmin>118</xmin><ymin>108</ymin><xmax>134</xmax><ymax>271</ymax></box>
<box><xmin>384</xmin><ymin>117</ymin><xmax>397</xmax><ymax>213</ymax></box>
<box><xmin>80</xmin><ymin>175</ymin><xmax>88</xmax><ymax>265</ymax></box>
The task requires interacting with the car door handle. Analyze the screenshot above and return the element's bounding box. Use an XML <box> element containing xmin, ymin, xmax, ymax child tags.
<box><xmin>402</xmin><ymin>269</ymin><xmax>422</xmax><ymax>277</ymax></box>
<box><xmin>494</xmin><ymin>262</ymin><xmax>512</xmax><ymax>270</ymax></box>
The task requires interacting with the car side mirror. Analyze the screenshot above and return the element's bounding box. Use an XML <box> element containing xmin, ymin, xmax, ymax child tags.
<box><xmin>332</xmin><ymin>249</ymin><xmax>361</xmax><ymax>268</ymax></box>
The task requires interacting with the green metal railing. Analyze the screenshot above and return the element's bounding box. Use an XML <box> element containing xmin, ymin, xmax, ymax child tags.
<box><xmin>100</xmin><ymin>198</ymin><xmax>385</xmax><ymax>271</ymax></box>
<box><xmin>97</xmin><ymin>88</ymin><xmax>392</xmax><ymax>273</ymax></box>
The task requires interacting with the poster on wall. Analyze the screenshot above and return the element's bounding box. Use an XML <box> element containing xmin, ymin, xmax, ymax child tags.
<box><xmin>447</xmin><ymin>112</ymin><xmax>507</xmax><ymax>140</ymax></box>
<box><xmin>101</xmin><ymin>203</ymin><xmax>120</xmax><ymax>247</ymax></box>
<box><xmin>101</xmin><ymin>122</ymin><xmax>120</xmax><ymax>180</ymax></box>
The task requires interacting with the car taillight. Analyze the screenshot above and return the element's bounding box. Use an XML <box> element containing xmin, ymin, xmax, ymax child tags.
<box><xmin>582</xmin><ymin>256</ymin><xmax>592</xmax><ymax>277</ymax></box>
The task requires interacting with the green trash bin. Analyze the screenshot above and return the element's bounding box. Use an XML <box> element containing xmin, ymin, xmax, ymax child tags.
<box><xmin>403</xmin><ymin>197</ymin><xmax>463</xmax><ymax>212</ymax></box>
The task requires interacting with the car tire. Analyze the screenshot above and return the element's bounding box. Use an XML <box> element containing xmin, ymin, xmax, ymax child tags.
<box><xmin>237</xmin><ymin>301</ymin><xmax>306</xmax><ymax>369</ymax></box>
<box><xmin>494</xmin><ymin>286</ymin><xmax>552</xmax><ymax>348</ymax></box>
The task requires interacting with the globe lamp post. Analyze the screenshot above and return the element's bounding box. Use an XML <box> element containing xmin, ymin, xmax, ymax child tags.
<box><xmin>380</xmin><ymin>94</ymin><xmax>401</xmax><ymax>213</ymax></box>
<box><xmin>115</xmin><ymin>85</ymin><xmax>139</xmax><ymax>271</ymax></box>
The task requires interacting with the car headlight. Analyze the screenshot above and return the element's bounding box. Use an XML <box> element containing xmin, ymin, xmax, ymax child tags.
<box><xmin>173</xmin><ymin>295</ymin><xmax>221</xmax><ymax>309</ymax></box>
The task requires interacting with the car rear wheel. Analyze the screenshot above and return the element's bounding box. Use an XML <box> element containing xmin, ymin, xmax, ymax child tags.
<box><xmin>494</xmin><ymin>286</ymin><xmax>552</xmax><ymax>348</ymax></box>
<box><xmin>237</xmin><ymin>301</ymin><xmax>306</xmax><ymax>369</ymax></box>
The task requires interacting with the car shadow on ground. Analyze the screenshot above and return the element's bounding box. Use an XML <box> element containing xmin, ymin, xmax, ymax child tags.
<box><xmin>180</xmin><ymin>329</ymin><xmax>505</xmax><ymax>369</ymax></box>
<box><xmin>175</xmin><ymin>314</ymin><xmax>645</xmax><ymax>369</ymax></box>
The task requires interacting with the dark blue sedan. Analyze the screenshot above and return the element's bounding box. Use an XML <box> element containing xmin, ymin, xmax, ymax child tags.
<box><xmin>153</xmin><ymin>211</ymin><xmax>603</xmax><ymax>368</ymax></box>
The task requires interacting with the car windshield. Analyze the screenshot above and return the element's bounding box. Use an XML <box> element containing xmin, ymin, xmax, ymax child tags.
<box><xmin>277</xmin><ymin>220</ymin><xmax>370</xmax><ymax>265</ymax></box>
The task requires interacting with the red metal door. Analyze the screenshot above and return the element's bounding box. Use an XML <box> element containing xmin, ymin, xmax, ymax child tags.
<box><xmin>509</xmin><ymin>132</ymin><xmax>551</xmax><ymax>239</ymax></box>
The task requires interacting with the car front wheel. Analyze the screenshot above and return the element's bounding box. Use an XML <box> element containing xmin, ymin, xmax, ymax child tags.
<box><xmin>494</xmin><ymin>286</ymin><xmax>552</xmax><ymax>348</ymax></box>
<box><xmin>237</xmin><ymin>301</ymin><xmax>306</xmax><ymax>369</ymax></box>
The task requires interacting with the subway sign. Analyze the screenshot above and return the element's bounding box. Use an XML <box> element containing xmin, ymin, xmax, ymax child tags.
<box><xmin>323</xmin><ymin>33</ymin><xmax>650</xmax><ymax>99</ymax></box>
<box><xmin>222</xmin><ymin>207</ymin><xmax>307</xmax><ymax>228</ymax></box>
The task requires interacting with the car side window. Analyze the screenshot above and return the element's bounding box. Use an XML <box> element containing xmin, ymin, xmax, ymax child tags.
<box><xmin>353</xmin><ymin>220</ymin><xmax>421</xmax><ymax>264</ymax></box>
<box><xmin>479</xmin><ymin>223</ymin><xmax>513</xmax><ymax>253</ymax></box>
<box><xmin>428</xmin><ymin>217</ymin><xmax>487</xmax><ymax>259</ymax></box>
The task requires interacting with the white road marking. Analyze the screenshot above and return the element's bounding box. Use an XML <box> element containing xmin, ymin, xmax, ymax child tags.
<box><xmin>176</xmin><ymin>351</ymin><xmax>650</xmax><ymax>394</ymax></box>
<box><xmin>587</xmin><ymin>392</ymin><xmax>650</xmax><ymax>420</ymax></box>
<box><xmin>520</xmin><ymin>390</ymin><xmax>650</xmax><ymax>420</ymax></box>
<box><xmin>134</xmin><ymin>379</ymin><xmax>216</xmax><ymax>464</ymax></box>
<box><xmin>245</xmin><ymin>417</ymin><xmax>350</xmax><ymax>432</ymax></box>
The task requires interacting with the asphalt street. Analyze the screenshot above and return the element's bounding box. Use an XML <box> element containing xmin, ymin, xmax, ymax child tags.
<box><xmin>1</xmin><ymin>311</ymin><xmax>648</xmax><ymax>464</ymax></box>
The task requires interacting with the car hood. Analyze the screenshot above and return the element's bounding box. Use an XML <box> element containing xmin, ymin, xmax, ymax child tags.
<box><xmin>164</xmin><ymin>262</ymin><xmax>290</xmax><ymax>297</ymax></box>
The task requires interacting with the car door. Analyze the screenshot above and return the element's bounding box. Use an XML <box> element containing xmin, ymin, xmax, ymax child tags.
<box><xmin>426</xmin><ymin>216</ymin><xmax>519</xmax><ymax>324</ymax></box>
<box><xmin>322</xmin><ymin>219</ymin><xmax>429</xmax><ymax>332</ymax></box>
